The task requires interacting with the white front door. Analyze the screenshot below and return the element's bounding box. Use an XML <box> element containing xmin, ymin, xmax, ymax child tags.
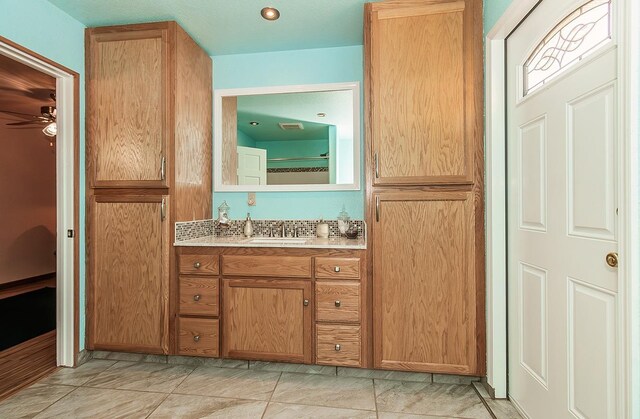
<box><xmin>237</xmin><ymin>146</ymin><xmax>267</xmax><ymax>185</ymax></box>
<box><xmin>507</xmin><ymin>1</ymin><xmax>622</xmax><ymax>418</ymax></box>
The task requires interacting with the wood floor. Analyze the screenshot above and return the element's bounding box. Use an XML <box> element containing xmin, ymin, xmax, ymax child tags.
<box><xmin>0</xmin><ymin>331</ymin><xmax>57</xmax><ymax>401</ymax></box>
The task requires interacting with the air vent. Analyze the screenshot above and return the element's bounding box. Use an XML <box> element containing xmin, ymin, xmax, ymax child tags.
<box><xmin>278</xmin><ymin>122</ymin><xmax>304</xmax><ymax>130</ymax></box>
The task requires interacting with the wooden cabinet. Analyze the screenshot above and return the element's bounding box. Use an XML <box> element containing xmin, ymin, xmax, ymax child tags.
<box><xmin>86</xmin><ymin>22</ymin><xmax>212</xmax><ymax>354</ymax></box>
<box><xmin>89</xmin><ymin>195</ymin><xmax>169</xmax><ymax>353</ymax></box>
<box><xmin>222</xmin><ymin>279</ymin><xmax>312</xmax><ymax>364</ymax></box>
<box><xmin>366</xmin><ymin>0</ymin><xmax>484</xmax><ymax>376</ymax></box>
<box><xmin>366</xmin><ymin>0</ymin><xmax>481</xmax><ymax>186</ymax></box>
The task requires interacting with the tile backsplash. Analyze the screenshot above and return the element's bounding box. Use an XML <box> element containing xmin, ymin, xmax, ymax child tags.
<box><xmin>175</xmin><ymin>218</ymin><xmax>365</xmax><ymax>242</ymax></box>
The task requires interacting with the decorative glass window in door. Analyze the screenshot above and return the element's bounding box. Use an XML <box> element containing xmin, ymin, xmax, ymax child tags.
<box><xmin>524</xmin><ymin>0</ymin><xmax>611</xmax><ymax>96</ymax></box>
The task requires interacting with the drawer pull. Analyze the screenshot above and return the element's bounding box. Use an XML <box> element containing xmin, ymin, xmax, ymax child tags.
<box><xmin>193</xmin><ymin>335</ymin><xmax>201</xmax><ymax>343</ymax></box>
<box><xmin>335</xmin><ymin>344</ymin><xmax>341</xmax><ymax>351</ymax></box>
<box><xmin>193</xmin><ymin>262</ymin><xmax>201</xmax><ymax>269</ymax></box>
<box><xmin>303</xmin><ymin>299</ymin><xmax>310</xmax><ymax>307</ymax></box>
<box><xmin>335</xmin><ymin>300</ymin><xmax>341</xmax><ymax>307</ymax></box>
<box><xmin>193</xmin><ymin>294</ymin><xmax>201</xmax><ymax>302</ymax></box>
<box><xmin>334</xmin><ymin>266</ymin><xmax>341</xmax><ymax>272</ymax></box>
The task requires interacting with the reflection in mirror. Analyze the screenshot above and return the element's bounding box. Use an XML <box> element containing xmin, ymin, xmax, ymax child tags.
<box><xmin>214</xmin><ymin>83</ymin><xmax>360</xmax><ymax>192</ymax></box>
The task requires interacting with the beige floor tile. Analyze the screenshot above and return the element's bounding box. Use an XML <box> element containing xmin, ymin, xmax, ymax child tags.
<box><xmin>33</xmin><ymin>387</ymin><xmax>165</xmax><ymax>419</ymax></box>
<box><xmin>378</xmin><ymin>413</ymin><xmax>463</xmax><ymax>419</ymax></box>
<box><xmin>487</xmin><ymin>399</ymin><xmax>523</xmax><ymax>419</ymax></box>
<box><xmin>167</xmin><ymin>356</ymin><xmax>248</xmax><ymax>369</ymax></box>
<box><xmin>148</xmin><ymin>394</ymin><xmax>267</xmax><ymax>418</ymax></box>
<box><xmin>39</xmin><ymin>359</ymin><xmax>117</xmax><ymax>386</ymax></box>
<box><xmin>264</xmin><ymin>402</ymin><xmax>377</xmax><ymax>418</ymax></box>
<box><xmin>92</xmin><ymin>351</ymin><xmax>168</xmax><ymax>364</ymax></box>
<box><xmin>84</xmin><ymin>361</ymin><xmax>193</xmax><ymax>393</ymax></box>
<box><xmin>433</xmin><ymin>374</ymin><xmax>481</xmax><ymax>385</ymax></box>
<box><xmin>375</xmin><ymin>380</ymin><xmax>491</xmax><ymax>419</ymax></box>
<box><xmin>250</xmin><ymin>361</ymin><xmax>336</xmax><ymax>375</ymax></box>
<box><xmin>271</xmin><ymin>372</ymin><xmax>376</xmax><ymax>411</ymax></box>
<box><xmin>174</xmin><ymin>366</ymin><xmax>280</xmax><ymax>400</ymax></box>
<box><xmin>337</xmin><ymin>367</ymin><xmax>432</xmax><ymax>383</ymax></box>
<box><xmin>0</xmin><ymin>385</ymin><xmax>75</xmax><ymax>419</ymax></box>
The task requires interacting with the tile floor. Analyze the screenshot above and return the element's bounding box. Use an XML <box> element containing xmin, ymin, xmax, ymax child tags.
<box><xmin>0</xmin><ymin>359</ymin><xmax>522</xmax><ymax>418</ymax></box>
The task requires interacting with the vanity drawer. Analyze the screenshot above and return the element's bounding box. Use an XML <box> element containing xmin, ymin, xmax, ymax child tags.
<box><xmin>222</xmin><ymin>255</ymin><xmax>312</xmax><ymax>278</ymax></box>
<box><xmin>316</xmin><ymin>282</ymin><xmax>360</xmax><ymax>323</ymax></box>
<box><xmin>179</xmin><ymin>277</ymin><xmax>219</xmax><ymax>316</ymax></box>
<box><xmin>315</xmin><ymin>257</ymin><xmax>360</xmax><ymax>279</ymax></box>
<box><xmin>316</xmin><ymin>324</ymin><xmax>361</xmax><ymax>367</ymax></box>
<box><xmin>179</xmin><ymin>254</ymin><xmax>219</xmax><ymax>275</ymax></box>
<box><xmin>178</xmin><ymin>317</ymin><xmax>219</xmax><ymax>357</ymax></box>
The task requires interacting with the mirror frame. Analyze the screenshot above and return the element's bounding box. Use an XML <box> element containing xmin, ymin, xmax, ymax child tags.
<box><xmin>213</xmin><ymin>82</ymin><xmax>361</xmax><ymax>192</ymax></box>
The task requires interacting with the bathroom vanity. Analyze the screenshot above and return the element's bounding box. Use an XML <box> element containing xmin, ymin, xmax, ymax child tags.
<box><xmin>174</xmin><ymin>236</ymin><xmax>370</xmax><ymax>368</ymax></box>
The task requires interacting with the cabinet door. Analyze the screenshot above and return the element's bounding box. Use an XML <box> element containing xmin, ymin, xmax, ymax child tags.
<box><xmin>366</xmin><ymin>0</ymin><xmax>480</xmax><ymax>185</ymax></box>
<box><xmin>372</xmin><ymin>191</ymin><xmax>480</xmax><ymax>374</ymax></box>
<box><xmin>87</xmin><ymin>27</ymin><xmax>168</xmax><ymax>188</ymax></box>
<box><xmin>89</xmin><ymin>194</ymin><xmax>169</xmax><ymax>353</ymax></box>
<box><xmin>222</xmin><ymin>279</ymin><xmax>312</xmax><ymax>363</ymax></box>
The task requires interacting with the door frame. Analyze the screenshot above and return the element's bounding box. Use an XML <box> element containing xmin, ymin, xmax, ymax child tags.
<box><xmin>484</xmin><ymin>0</ymin><xmax>639</xmax><ymax>415</ymax></box>
<box><xmin>0</xmin><ymin>36</ymin><xmax>80</xmax><ymax>367</ymax></box>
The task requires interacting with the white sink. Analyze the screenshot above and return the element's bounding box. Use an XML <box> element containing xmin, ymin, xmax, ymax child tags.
<box><xmin>246</xmin><ymin>237</ymin><xmax>308</xmax><ymax>245</ymax></box>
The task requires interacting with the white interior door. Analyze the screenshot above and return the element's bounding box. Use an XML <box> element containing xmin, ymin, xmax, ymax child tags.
<box><xmin>507</xmin><ymin>1</ymin><xmax>621</xmax><ymax>418</ymax></box>
<box><xmin>237</xmin><ymin>146</ymin><xmax>267</xmax><ymax>185</ymax></box>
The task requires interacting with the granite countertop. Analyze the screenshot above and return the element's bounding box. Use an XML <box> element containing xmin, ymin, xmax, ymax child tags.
<box><xmin>174</xmin><ymin>234</ymin><xmax>366</xmax><ymax>250</ymax></box>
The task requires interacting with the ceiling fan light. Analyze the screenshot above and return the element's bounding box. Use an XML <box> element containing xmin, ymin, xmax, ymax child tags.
<box><xmin>43</xmin><ymin>122</ymin><xmax>57</xmax><ymax>137</ymax></box>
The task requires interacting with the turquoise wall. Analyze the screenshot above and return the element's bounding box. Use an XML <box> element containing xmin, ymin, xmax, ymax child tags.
<box><xmin>237</xmin><ymin>129</ymin><xmax>256</xmax><ymax>147</ymax></box>
<box><xmin>0</xmin><ymin>0</ymin><xmax>86</xmax><ymax>349</ymax></box>
<box><xmin>483</xmin><ymin>0</ymin><xmax>514</xmax><ymax>32</ymax></box>
<box><xmin>257</xmin><ymin>139</ymin><xmax>329</xmax><ymax>169</ymax></box>
<box><xmin>212</xmin><ymin>45</ymin><xmax>364</xmax><ymax>220</ymax></box>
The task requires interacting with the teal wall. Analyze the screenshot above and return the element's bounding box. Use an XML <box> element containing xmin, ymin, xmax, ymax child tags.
<box><xmin>237</xmin><ymin>129</ymin><xmax>256</xmax><ymax>147</ymax></box>
<box><xmin>256</xmin><ymin>139</ymin><xmax>329</xmax><ymax>169</ymax></box>
<box><xmin>0</xmin><ymin>0</ymin><xmax>86</xmax><ymax>349</ymax></box>
<box><xmin>212</xmin><ymin>45</ymin><xmax>364</xmax><ymax>220</ymax></box>
<box><xmin>483</xmin><ymin>0</ymin><xmax>514</xmax><ymax>32</ymax></box>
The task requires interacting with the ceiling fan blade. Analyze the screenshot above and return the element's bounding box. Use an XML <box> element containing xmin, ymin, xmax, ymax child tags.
<box><xmin>0</xmin><ymin>109</ymin><xmax>40</xmax><ymax>119</ymax></box>
<box><xmin>7</xmin><ymin>121</ymin><xmax>44</xmax><ymax>126</ymax></box>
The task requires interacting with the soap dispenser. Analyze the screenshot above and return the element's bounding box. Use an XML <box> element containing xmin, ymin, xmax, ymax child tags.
<box><xmin>243</xmin><ymin>213</ymin><xmax>254</xmax><ymax>237</ymax></box>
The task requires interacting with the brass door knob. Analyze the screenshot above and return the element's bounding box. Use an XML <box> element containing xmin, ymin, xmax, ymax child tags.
<box><xmin>193</xmin><ymin>294</ymin><xmax>201</xmax><ymax>302</ymax></box>
<box><xmin>335</xmin><ymin>344</ymin><xmax>341</xmax><ymax>351</ymax></box>
<box><xmin>303</xmin><ymin>299</ymin><xmax>309</xmax><ymax>306</ymax></box>
<box><xmin>606</xmin><ymin>252</ymin><xmax>618</xmax><ymax>268</ymax></box>
<box><xmin>193</xmin><ymin>335</ymin><xmax>200</xmax><ymax>342</ymax></box>
<box><xmin>334</xmin><ymin>266</ymin><xmax>341</xmax><ymax>272</ymax></box>
<box><xmin>194</xmin><ymin>262</ymin><xmax>201</xmax><ymax>269</ymax></box>
<box><xmin>335</xmin><ymin>300</ymin><xmax>341</xmax><ymax>307</ymax></box>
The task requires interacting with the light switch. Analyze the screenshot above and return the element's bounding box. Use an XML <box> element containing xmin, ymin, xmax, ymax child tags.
<box><xmin>248</xmin><ymin>192</ymin><xmax>256</xmax><ymax>206</ymax></box>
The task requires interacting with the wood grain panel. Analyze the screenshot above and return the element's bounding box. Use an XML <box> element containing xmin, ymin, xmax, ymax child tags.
<box><xmin>179</xmin><ymin>254</ymin><xmax>219</xmax><ymax>275</ymax></box>
<box><xmin>316</xmin><ymin>282</ymin><xmax>361</xmax><ymax>323</ymax></box>
<box><xmin>222</xmin><ymin>255</ymin><xmax>311</xmax><ymax>278</ymax></box>
<box><xmin>315</xmin><ymin>257</ymin><xmax>361</xmax><ymax>279</ymax></box>
<box><xmin>222</xmin><ymin>279</ymin><xmax>312</xmax><ymax>363</ymax></box>
<box><xmin>372</xmin><ymin>191</ymin><xmax>476</xmax><ymax>374</ymax></box>
<box><xmin>88</xmin><ymin>29</ymin><xmax>167</xmax><ymax>186</ymax></box>
<box><xmin>221</xmin><ymin>96</ymin><xmax>238</xmax><ymax>186</ymax></box>
<box><xmin>316</xmin><ymin>324</ymin><xmax>361</xmax><ymax>367</ymax></box>
<box><xmin>368</xmin><ymin>0</ymin><xmax>474</xmax><ymax>185</ymax></box>
<box><xmin>91</xmin><ymin>196</ymin><xmax>168</xmax><ymax>353</ymax></box>
<box><xmin>0</xmin><ymin>331</ymin><xmax>56</xmax><ymax>401</ymax></box>
<box><xmin>178</xmin><ymin>317</ymin><xmax>219</xmax><ymax>357</ymax></box>
<box><xmin>179</xmin><ymin>276</ymin><xmax>219</xmax><ymax>317</ymax></box>
<box><xmin>174</xmin><ymin>25</ymin><xmax>212</xmax><ymax>221</ymax></box>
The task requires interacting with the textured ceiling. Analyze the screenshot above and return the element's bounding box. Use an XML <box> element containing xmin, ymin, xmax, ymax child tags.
<box><xmin>47</xmin><ymin>0</ymin><xmax>381</xmax><ymax>56</ymax></box>
<box><xmin>0</xmin><ymin>54</ymin><xmax>56</xmax><ymax>131</ymax></box>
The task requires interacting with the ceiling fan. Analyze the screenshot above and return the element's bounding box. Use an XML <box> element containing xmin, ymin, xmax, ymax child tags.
<box><xmin>0</xmin><ymin>93</ymin><xmax>57</xmax><ymax>137</ymax></box>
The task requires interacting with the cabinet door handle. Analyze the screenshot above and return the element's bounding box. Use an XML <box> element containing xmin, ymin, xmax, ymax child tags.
<box><xmin>194</xmin><ymin>262</ymin><xmax>201</xmax><ymax>269</ymax></box>
<box><xmin>335</xmin><ymin>344</ymin><xmax>341</xmax><ymax>351</ymax></box>
<box><xmin>374</xmin><ymin>153</ymin><xmax>379</xmax><ymax>178</ymax></box>
<box><xmin>335</xmin><ymin>300</ymin><xmax>341</xmax><ymax>307</ymax></box>
<box><xmin>334</xmin><ymin>266</ymin><xmax>341</xmax><ymax>272</ymax></box>
<box><xmin>193</xmin><ymin>294</ymin><xmax>201</xmax><ymax>302</ymax></box>
<box><xmin>193</xmin><ymin>335</ymin><xmax>200</xmax><ymax>342</ymax></box>
<box><xmin>375</xmin><ymin>196</ymin><xmax>380</xmax><ymax>222</ymax></box>
<box><xmin>160</xmin><ymin>156</ymin><xmax>166</xmax><ymax>180</ymax></box>
<box><xmin>161</xmin><ymin>198</ymin><xmax>166</xmax><ymax>221</ymax></box>
<box><xmin>303</xmin><ymin>299</ymin><xmax>309</xmax><ymax>307</ymax></box>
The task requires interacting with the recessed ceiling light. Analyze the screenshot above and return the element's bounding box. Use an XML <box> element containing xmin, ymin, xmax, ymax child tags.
<box><xmin>249</xmin><ymin>121</ymin><xmax>260</xmax><ymax>126</ymax></box>
<box><xmin>317</xmin><ymin>112</ymin><xmax>326</xmax><ymax>117</ymax></box>
<box><xmin>261</xmin><ymin>7</ymin><xmax>280</xmax><ymax>21</ymax></box>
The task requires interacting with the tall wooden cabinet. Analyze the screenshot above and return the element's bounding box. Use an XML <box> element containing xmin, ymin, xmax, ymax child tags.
<box><xmin>86</xmin><ymin>22</ymin><xmax>212</xmax><ymax>354</ymax></box>
<box><xmin>365</xmin><ymin>0</ymin><xmax>485</xmax><ymax>375</ymax></box>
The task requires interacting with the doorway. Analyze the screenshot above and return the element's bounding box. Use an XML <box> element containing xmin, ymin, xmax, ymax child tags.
<box><xmin>0</xmin><ymin>36</ymin><xmax>79</xmax><ymax>399</ymax></box>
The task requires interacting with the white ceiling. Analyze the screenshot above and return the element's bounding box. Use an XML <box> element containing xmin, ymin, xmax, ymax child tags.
<box><xmin>47</xmin><ymin>0</ymin><xmax>382</xmax><ymax>56</ymax></box>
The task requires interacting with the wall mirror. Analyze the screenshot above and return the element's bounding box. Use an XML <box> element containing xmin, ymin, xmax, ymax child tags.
<box><xmin>214</xmin><ymin>82</ymin><xmax>360</xmax><ymax>191</ymax></box>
